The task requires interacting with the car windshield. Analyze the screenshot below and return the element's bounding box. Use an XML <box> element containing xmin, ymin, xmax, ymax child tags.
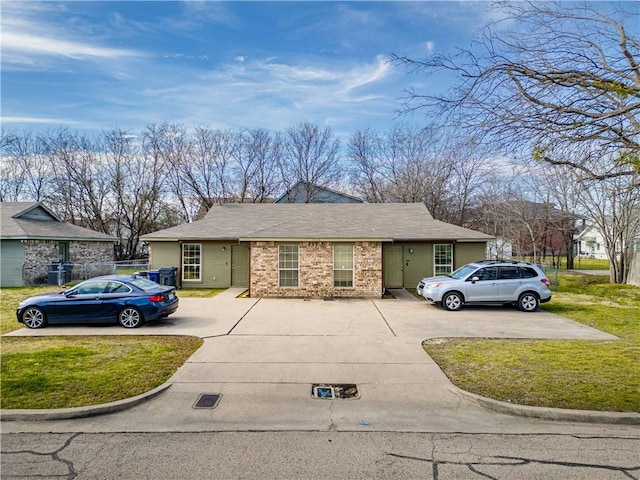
<box><xmin>128</xmin><ymin>277</ymin><xmax>163</xmax><ymax>291</ymax></box>
<box><xmin>449</xmin><ymin>264</ymin><xmax>478</xmax><ymax>280</ymax></box>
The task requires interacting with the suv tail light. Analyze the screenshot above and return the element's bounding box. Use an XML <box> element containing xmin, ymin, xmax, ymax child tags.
<box><xmin>541</xmin><ymin>278</ymin><xmax>550</xmax><ymax>287</ymax></box>
<box><xmin>148</xmin><ymin>295</ymin><xmax>164</xmax><ymax>302</ymax></box>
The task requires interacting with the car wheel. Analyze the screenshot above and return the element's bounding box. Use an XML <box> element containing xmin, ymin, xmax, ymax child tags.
<box><xmin>518</xmin><ymin>293</ymin><xmax>539</xmax><ymax>312</ymax></box>
<box><xmin>118</xmin><ymin>307</ymin><xmax>144</xmax><ymax>328</ymax></box>
<box><xmin>442</xmin><ymin>292</ymin><xmax>463</xmax><ymax>311</ymax></box>
<box><xmin>22</xmin><ymin>307</ymin><xmax>47</xmax><ymax>329</ymax></box>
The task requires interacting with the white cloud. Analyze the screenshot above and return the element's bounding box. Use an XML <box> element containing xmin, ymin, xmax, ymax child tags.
<box><xmin>2</xmin><ymin>32</ymin><xmax>139</xmax><ymax>60</ymax></box>
<box><xmin>0</xmin><ymin>1</ymin><xmax>141</xmax><ymax>69</ymax></box>
<box><xmin>1</xmin><ymin>116</ymin><xmax>82</xmax><ymax>125</ymax></box>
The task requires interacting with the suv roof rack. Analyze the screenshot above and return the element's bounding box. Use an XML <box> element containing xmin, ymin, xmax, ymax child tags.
<box><xmin>474</xmin><ymin>259</ymin><xmax>533</xmax><ymax>265</ymax></box>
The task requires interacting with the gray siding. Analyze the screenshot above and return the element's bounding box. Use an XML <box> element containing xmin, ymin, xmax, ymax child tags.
<box><xmin>1</xmin><ymin>240</ymin><xmax>25</xmax><ymax>286</ymax></box>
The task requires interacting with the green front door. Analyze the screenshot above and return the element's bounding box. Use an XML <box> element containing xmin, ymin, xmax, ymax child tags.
<box><xmin>231</xmin><ymin>245</ymin><xmax>249</xmax><ymax>286</ymax></box>
<box><xmin>383</xmin><ymin>245</ymin><xmax>404</xmax><ymax>288</ymax></box>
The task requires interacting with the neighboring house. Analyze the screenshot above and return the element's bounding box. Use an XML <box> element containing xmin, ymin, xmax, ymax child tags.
<box><xmin>575</xmin><ymin>224</ymin><xmax>609</xmax><ymax>259</ymax></box>
<box><xmin>275</xmin><ymin>181</ymin><xmax>364</xmax><ymax>203</ymax></box>
<box><xmin>0</xmin><ymin>202</ymin><xmax>116</xmax><ymax>286</ymax></box>
<box><xmin>142</xmin><ymin>202</ymin><xmax>493</xmax><ymax>298</ymax></box>
<box><xmin>486</xmin><ymin>237</ymin><xmax>513</xmax><ymax>260</ymax></box>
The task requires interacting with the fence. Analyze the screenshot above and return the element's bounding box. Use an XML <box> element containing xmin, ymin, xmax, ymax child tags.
<box><xmin>23</xmin><ymin>260</ymin><xmax>150</xmax><ymax>286</ymax></box>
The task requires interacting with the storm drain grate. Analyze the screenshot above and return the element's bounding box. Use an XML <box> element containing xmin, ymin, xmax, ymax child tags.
<box><xmin>193</xmin><ymin>393</ymin><xmax>222</xmax><ymax>409</ymax></box>
<box><xmin>312</xmin><ymin>384</ymin><xmax>359</xmax><ymax>400</ymax></box>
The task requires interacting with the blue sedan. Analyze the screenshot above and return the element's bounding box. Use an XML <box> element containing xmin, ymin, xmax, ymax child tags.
<box><xmin>17</xmin><ymin>275</ymin><xmax>179</xmax><ymax>329</ymax></box>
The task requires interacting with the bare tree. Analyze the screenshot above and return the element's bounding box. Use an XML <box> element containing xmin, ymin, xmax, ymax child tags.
<box><xmin>234</xmin><ymin>129</ymin><xmax>283</xmax><ymax>203</ymax></box>
<box><xmin>280</xmin><ymin>122</ymin><xmax>342</xmax><ymax>202</ymax></box>
<box><xmin>572</xmin><ymin>154</ymin><xmax>640</xmax><ymax>283</ymax></box>
<box><xmin>392</xmin><ymin>1</ymin><xmax>640</xmax><ymax>180</ymax></box>
<box><xmin>0</xmin><ymin>131</ymin><xmax>60</xmax><ymax>202</ymax></box>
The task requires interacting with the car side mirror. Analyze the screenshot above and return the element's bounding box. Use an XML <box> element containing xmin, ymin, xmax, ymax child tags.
<box><xmin>65</xmin><ymin>291</ymin><xmax>77</xmax><ymax>298</ymax></box>
<box><xmin>471</xmin><ymin>276</ymin><xmax>480</xmax><ymax>283</ymax></box>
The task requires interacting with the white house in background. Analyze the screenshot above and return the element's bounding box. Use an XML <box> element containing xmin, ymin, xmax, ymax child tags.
<box><xmin>575</xmin><ymin>224</ymin><xmax>640</xmax><ymax>260</ymax></box>
<box><xmin>575</xmin><ymin>225</ymin><xmax>608</xmax><ymax>259</ymax></box>
<box><xmin>486</xmin><ymin>237</ymin><xmax>513</xmax><ymax>260</ymax></box>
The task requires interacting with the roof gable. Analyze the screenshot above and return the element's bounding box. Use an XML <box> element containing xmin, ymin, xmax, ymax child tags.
<box><xmin>1</xmin><ymin>202</ymin><xmax>115</xmax><ymax>242</ymax></box>
<box><xmin>274</xmin><ymin>181</ymin><xmax>364</xmax><ymax>204</ymax></box>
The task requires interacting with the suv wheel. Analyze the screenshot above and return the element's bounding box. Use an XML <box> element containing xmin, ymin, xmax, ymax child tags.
<box><xmin>518</xmin><ymin>293</ymin><xmax>539</xmax><ymax>312</ymax></box>
<box><xmin>442</xmin><ymin>292</ymin><xmax>463</xmax><ymax>311</ymax></box>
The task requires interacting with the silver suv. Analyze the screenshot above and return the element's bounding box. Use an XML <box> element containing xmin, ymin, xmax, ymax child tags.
<box><xmin>416</xmin><ymin>260</ymin><xmax>552</xmax><ymax>312</ymax></box>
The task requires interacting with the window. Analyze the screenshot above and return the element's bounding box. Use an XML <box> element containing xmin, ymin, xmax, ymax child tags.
<box><xmin>279</xmin><ymin>245</ymin><xmax>299</xmax><ymax>287</ymax></box>
<box><xmin>472</xmin><ymin>267</ymin><xmax>497</xmax><ymax>281</ymax></box>
<box><xmin>498</xmin><ymin>266</ymin><xmax>520</xmax><ymax>279</ymax></box>
<box><xmin>334</xmin><ymin>244</ymin><xmax>354</xmax><ymax>288</ymax></box>
<box><xmin>75</xmin><ymin>281</ymin><xmax>109</xmax><ymax>295</ymax></box>
<box><xmin>182</xmin><ymin>243</ymin><xmax>202</xmax><ymax>281</ymax></box>
<box><xmin>434</xmin><ymin>244</ymin><xmax>453</xmax><ymax>276</ymax></box>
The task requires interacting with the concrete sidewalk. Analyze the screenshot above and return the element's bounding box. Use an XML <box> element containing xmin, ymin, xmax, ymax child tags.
<box><xmin>2</xmin><ymin>289</ymin><xmax>637</xmax><ymax>432</ymax></box>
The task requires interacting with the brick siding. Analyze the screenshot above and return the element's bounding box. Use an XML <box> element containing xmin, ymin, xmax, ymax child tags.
<box><xmin>22</xmin><ymin>240</ymin><xmax>114</xmax><ymax>284</ymax></box>
<box><xmin>250</xmin><ymin>241</ymin><xmax>382</xmax><ymax>298</ymax></box>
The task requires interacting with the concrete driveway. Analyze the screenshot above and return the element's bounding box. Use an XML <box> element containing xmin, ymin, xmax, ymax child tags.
<box><xmin>4</xmin><ymin>288</ymin><xmax>630</xmax><ymax>434</ymax></box>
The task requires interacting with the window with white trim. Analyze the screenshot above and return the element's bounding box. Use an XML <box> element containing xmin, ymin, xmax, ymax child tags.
<box><xmin>182</xmin><ymin>243</ymin><xmax>202</xmax><ymax>281</ymax></box>
<box><xmin>434</xmin><ymin>244</ymin><xmax>453</xmax><ymax>276</ymax></box>
<box><xmin>334</xmin><ymin>244</ymin><xmax>354</xmax><ymax>287</ymax></box>
<box><xmin>278</xmin><ymin>245</ymin><xmax>299</xmax><ymax>287</ymax></box>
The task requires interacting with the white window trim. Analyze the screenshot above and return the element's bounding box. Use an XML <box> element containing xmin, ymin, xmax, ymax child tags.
<box><xmin>278</xmin><ymin>244</ymin><xmax>299</xmax><ymax>288</ymax></box>
<box><xmin>333</xmin><ymin>244</ymin><xmax>354</xmax><ymax>288</ymax></box>
<box><xmin>182</xmin><ymin>243</ymin><xmax>202</xmax><ymax>282</ymax></box>
<box><xmin>434</xmin><ymin>244</ymin><xmax>454</xmax><ymax>276</ymax></box>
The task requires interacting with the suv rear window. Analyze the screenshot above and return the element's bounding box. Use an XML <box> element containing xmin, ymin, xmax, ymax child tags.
<box><xmin>520</xmin><ymin>267</ymin><xmax>539</xmax><ymax>278</ymax></box>
<box><xmin>498</xmin><ymin>267</ymin><xmax>520</xmax><ymax>279</ymax></box>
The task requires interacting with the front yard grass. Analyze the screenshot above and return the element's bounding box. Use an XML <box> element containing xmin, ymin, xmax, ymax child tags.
<box><xmin>1</xmin><ymin>336</ymin><xmax>202</xmax><ymax>409</ymax></box>
<box><xmin>423</xmin><ymin>273</ymin><xmax>640</xmax><ymax>412</ymax></box>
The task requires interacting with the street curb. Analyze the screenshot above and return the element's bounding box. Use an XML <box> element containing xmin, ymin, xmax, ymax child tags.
<box><xmin>449</xmin><ymin>385</ymin><xmax>640</xmax><ymax>425</ymax></box>
<box><xmin>0</xmin><ymin>382</ymin><xmax>172</xmax><ymax>421</ymax></box>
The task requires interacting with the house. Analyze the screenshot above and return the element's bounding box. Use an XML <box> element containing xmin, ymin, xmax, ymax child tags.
<box><xmin>275</xmin><ymin>181</ymin><xmax>364</xmax><ymax>203</ymax></box>
<box><xmin>575</xmin><ymin>224</ymin><xmax>610</xmax><ymax>259</ymax></box>
<box><xmin>141</xmin><ymin>202</ymin><xmax>493</xmax><ymax>298</ymax></box>
<box><xmin>0</xmin><ymin>202</ymin><xmax>116</xmax><ymax>286</ymax></box>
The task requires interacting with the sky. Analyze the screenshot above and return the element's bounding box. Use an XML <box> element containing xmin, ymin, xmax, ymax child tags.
<box><xmin>1</xmin><ymin>1</ymin><xmax>497</xmax><ymax>140</ymax></box>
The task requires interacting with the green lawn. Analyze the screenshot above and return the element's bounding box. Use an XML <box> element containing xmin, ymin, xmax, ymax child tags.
<box><xmin>423</xmin><ymin>273</ymin><xmax>640</xmax><ymax>412</ymax></box>
<box><xmin>1</xmin><ymin>336</ymin><xmax>202</xmax><ymax>409</ymax></box>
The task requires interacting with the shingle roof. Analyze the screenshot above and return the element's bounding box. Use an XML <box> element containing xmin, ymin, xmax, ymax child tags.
<box><xmin>1</xmin><ymin>202</ymin><xmax>116</xmax><ymax>241</ymax></box>
<box><xmin>142</xmin><ymin>203</ymin><xmax>493</xmax><ymax>242</ymax></box>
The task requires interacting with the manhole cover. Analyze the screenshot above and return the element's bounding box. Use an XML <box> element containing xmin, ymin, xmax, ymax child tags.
<box><xmin>312</xmin><ymin>384</ymin><xmax>359</xmax><ymax>399</ymax></box>
<box><xmin>193</xmin><ymin>393</ymin><xmax>221</xmax><ymax>409</ymax></box>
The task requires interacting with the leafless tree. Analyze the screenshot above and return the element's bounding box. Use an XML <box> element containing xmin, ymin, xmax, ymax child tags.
<box><xmin>0</xmin><ymin>131</ymin><xmax>42</xmax><ymax>201</ymax></box>
<box><xmin>571</xmin><ymin>153</ymin><xmax>640</xmax><ymax>283</ymax></box>
<box><xmin>392</xmin><ymin>1</ymin><xmax>640</xmax><ymax>180</ymax></box>
<box><xmin>234</xmin><ymin>129</ymin><xmax>283</xmax><ymax>203</ymax></box>
<box><xmin>280</xmin><ymin>122</ymin><xmax>342</xmax><ymax>202</ymax></box>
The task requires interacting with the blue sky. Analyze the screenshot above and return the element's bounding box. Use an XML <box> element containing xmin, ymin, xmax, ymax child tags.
<box><xmin>1</xmin><ymin>1</ymin><xmax>496</xmax><ymax>139</ymax></box>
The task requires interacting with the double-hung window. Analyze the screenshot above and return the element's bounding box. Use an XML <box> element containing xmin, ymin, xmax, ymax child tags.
<box><xmin>434</xmin><ymin>244</ymin><xmax>453</xmax><ymax>276</ymax></box>
<box><xmin>334</xmin><ymin>244</ymin><xmax>354</xmax><ymax>288</ymax></box>
<box><xmin>279</xmin><ymin>245</ymin><xmax>299</xmax><ymax>287</ymax></box>
<box><xmin>182</xmin><ymin>243</ymin><xmax>202</xmax><ymax>281</ymax></box>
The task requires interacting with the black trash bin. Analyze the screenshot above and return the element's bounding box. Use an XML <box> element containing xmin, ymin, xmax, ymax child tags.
<box><xmin>158</xmin><ymin>267</ymin><xmax>178</xmax><ymax>286</ymax></box>
<box><xmin>62</xmin><ymin>263</ymin><xmax>73</xmax><ymax>283</ymax></box>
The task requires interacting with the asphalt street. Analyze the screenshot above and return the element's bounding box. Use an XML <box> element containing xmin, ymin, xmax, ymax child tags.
<box><xmin>2</xmin><ymin>431</ymin><xmax>639</xmax><ymax>479</ymax></box>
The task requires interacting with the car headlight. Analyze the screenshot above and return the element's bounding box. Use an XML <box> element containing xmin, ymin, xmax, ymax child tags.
<box><xmin>425</xmin><ymin>282</ymin><xmax>442</xmax><ymax>289</ymax></box>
